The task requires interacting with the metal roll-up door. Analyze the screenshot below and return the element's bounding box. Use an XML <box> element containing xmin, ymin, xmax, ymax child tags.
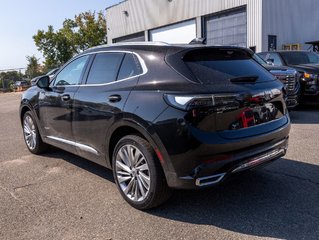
<box><xmin>205</xmin><ymin>8</ymin><xmax>247</xmax><ymax>47</ymax></box>
<box><xmin>113</xmin><ymin>32</ymin><xmax>145</xmax><ymax>43</ymax></box>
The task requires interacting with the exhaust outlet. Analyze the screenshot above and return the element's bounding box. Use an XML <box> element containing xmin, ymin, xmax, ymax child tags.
<box><xmin>195</xmin><ymin>173</ymin><xmax>226</xmax><ymax>187</ymax></box>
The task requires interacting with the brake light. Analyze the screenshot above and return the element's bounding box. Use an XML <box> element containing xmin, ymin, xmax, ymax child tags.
<box><xmin>164</xmin><ymin>94</ymin><xmax>239</xmax><ymax>111</ymax></box>
<box><xmin>240</xmin><ymin>109</ymin><xmax>255</xmax><ymax>128</ymax></box>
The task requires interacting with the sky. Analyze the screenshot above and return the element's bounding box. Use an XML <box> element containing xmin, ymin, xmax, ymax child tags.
<box><xmin>0</xmin><ymin>0</ymin><xmax>121</xmax><ymax>71</ymax></box>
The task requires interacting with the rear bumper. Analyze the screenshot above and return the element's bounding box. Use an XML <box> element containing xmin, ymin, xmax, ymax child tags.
<box><xmin>157</xmin><ymin>116</ymin><xmax>290</xmax><ymax>190</ymax></box>
<box><xmin>170</xmin><ymin>138</ymin><xmax>287</xmax><ymax>189</ymax></box>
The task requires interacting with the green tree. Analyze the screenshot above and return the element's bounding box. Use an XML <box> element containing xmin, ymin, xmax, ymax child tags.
<box><xmin>33</xmin><ymin>11</ymin><xmax>107</xmax><ymax>69</ymax></box>
<box><xmin>25</xmin><ymin>55</ymin><xmax>43</xmax><ymax>79</ymax></box>
<box><xmin>0</xmin><ymin>71</ymin><xmax>23</xmax><ymax>82</ymax></box>
<box><xmin>0</xmin><ymin>71</ymin><xmax>24</xmax><ymax>90</ymax></box>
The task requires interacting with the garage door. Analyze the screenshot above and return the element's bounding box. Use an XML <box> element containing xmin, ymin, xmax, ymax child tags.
<box><xmin>205</xmin><ymin>8</ymin><xmax>247</xmax><ymax>47</ymax></box>
<box><xmin>113</xmin><ymin>32</ymin><xmax>145</xmax><ymax>43</ymax></box>
<box><xmin>150</xmin><ymin>20</ymin><xmax>196</xmax><ymax>44</ymax></box>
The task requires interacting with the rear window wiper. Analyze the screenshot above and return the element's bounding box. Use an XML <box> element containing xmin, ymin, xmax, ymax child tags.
<box><xmin>229</xmin><ymin>75</ymin><xmax>259</xmax><ymax>83</ymax></box>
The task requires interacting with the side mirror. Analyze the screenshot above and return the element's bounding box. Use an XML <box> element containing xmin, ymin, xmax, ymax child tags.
<box><xmin>266</xmin><ymin>59</ymin><xmax>275</xmax><ymax>65</ymax></box>
<box><xmin>36</xmin><ymin>76</ymin><xmax>50</xmax><ymax>89</ymax></box>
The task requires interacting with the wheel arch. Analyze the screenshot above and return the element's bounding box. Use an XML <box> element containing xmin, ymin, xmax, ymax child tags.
<box><xmin>106</xmin><ymin>120</ymin><xmax>171</xmax><ymax>174</ymax></box>
<box><xmin>20</xmin><ymin>102</ymin><xmax>45</xmax><ymax>137</ymax></box>
<box><xmin>20</xmin><ymin>105</ymin><xmax>32</xmax><ymax>124</ymax></box>
<box><xmin>107</xmin><ymin>121</ymin><xmax>155</xmax><ymax>167</ymax></box>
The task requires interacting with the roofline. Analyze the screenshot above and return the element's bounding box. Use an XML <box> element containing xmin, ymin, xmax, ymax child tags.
<box><xmin>87</xmin><ymin>41</ymin><xmax>169</xmax><ymax>51</ymax></box>
<box><xmin>80</xmin><ymin>42</ymin><xmax>254</xmax><ymax>56</ymax></box>
<box><xmin>105</xmin><ymin>0</ymin><xmax>128</xmax><ymax>11</ymax></box>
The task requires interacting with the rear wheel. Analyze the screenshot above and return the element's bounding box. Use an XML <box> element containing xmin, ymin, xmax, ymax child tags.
<box><xmin>22</xmin><ymin>111</ymin><xmax>48</xmax><ymax>154</ymax></box>
<box><xmin>112</xmin><ymin>135</ymin><xmax>172</xmax><ymax>210</ymax></box>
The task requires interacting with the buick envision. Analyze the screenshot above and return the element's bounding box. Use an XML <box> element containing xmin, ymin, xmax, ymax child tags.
<box><xmin>20</xmin><ymin>43</ymin><xmax>290</xmax><ymax>209</ymax></box>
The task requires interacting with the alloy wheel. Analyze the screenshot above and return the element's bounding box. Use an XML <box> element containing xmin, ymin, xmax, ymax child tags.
<box><xmin>23</xmin><ymin>115</ymin><xmax>37</xmax><ymax>150</ymax></box>
<box><xmin>115</xmin><ymin>144</ymin><xmax>150</xmax><ymax>202</ymax></box>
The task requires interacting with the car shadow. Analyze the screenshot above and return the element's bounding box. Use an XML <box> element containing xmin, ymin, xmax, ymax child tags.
<box><xmin>289</xmin><ymin>105</ymin><xmax>319</xmax><ymax>124</ymax></box>
<box><xmin>42</xmin><ymin>147</ymin><xmax>115</xmax><ymax>183</ymax></box>
<box><xmin>148</xmin><ymin>158</ymin><xmax>319</xmax><ymax>239</ymax></box>
<box><xmin>41</xmin><ymin>148</ymin><xmax>319</xmax><ymax>239</ymax></box>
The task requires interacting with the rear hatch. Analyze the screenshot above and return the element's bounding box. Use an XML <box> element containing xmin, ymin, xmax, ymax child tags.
<box><xmin>165</xmin><ymin>47</ymin><xmax>288</xmax><ymax>138</ymax></box>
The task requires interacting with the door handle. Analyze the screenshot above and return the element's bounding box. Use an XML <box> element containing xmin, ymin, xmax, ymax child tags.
<box><xmin>108</xmin><ymin>94</ymin><xmax>122</xmax><ymax>103</ymax></box>
<box><xmin>61</xmin><ymin>94</ymin><xmax>71</xmax><ymax>101</ymax></box>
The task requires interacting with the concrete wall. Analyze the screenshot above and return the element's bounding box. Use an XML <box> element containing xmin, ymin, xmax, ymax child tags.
<box><xmin>262</xmin><ymin>0</ymin><xmax>319</xmax><ymax>51</ymax></box>
<box><xmin>106</xmin><ymin>0</ymin><xmax>263</xmax><ymax>51</ymax></box>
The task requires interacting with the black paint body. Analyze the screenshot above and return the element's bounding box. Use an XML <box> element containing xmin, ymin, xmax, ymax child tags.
<box><xmin>20</xmin><ymin>44</ymin><xmax>290</xmax><ymax>189</ymax></box>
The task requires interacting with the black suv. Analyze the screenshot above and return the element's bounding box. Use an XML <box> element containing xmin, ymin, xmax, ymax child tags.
<box><xmin>20</xmin><ymin>43</ymin><xmax>290</xmax><ymax>209</ymax></box>
<box><xmin>253</xmin><ymin>54</ymin><xmax>300</xmax><ymax>109</ymax></box>
<box><xmin>258</xmin><ymin>51</ymin><xmax>319</xmax><ymax>104</ymax></box>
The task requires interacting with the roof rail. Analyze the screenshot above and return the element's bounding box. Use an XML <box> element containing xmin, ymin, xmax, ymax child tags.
<box><xmin>87</xmin><ymin>41</ymin><xmax>169</xmax><ymax>51</ymax></box>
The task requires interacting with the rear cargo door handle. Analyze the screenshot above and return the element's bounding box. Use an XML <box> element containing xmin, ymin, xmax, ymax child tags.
<box><xmin>108</xmin><ymin>95</ymin><xmax>122</xmax><ymax>103</ymax></box>
<box><xmin>61</xmin><ymin>94</ymin><xmax>71</xmax><ymax>101</ymax></box>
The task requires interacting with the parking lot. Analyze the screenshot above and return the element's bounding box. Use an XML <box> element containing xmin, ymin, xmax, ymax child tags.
<box><xmin>0</xmin><ymin>92</ymin><xmax>318</xmax><ymax>240</ymax></box>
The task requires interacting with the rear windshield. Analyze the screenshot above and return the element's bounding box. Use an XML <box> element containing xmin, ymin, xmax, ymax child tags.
<box><xmin>280</xmin><ymin>51</ymin><xmax>319</xmax><ymax>65</ymax></box>
<box><xmin>183</xmin><ymin>49</ymin><xmax>275</xmax><ymax>84</ymax></box>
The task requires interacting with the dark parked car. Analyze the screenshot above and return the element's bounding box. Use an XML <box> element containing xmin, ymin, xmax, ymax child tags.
<box><xmin>253</xmin><ymin>54</ymin><xmax>300</xmax><ymax>109</ymax></box>
<box><xmin>20</xmin><ymin>43</ymin><xmax>290</xmax><ymax>209</ymax></box>
<box><xmin>258</xmin><ymin>51</ymin><xmax>319</xmax><ymax>104</ymax></box>
<box><xmin>15</xmin><ymin>80</ymin><xmax>29</xmax><ymax>87</ymax></box>
<box><xmin>14</xmin><ymin>80</ymin><xmax>30</xmax><ymax>92</ymax></box>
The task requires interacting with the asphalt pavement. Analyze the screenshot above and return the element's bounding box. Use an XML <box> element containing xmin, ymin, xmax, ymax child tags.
<box><xmin>0</xmin><ymin>92</ymin><xmax>318</xmax><ymax>240</ymax></box>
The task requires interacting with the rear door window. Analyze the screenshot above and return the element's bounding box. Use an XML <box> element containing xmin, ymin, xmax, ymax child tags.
<box><xmin>86</xmin><ymin>53</ymin><xmax>124</xmax><ymax>85</ymax></box>
<box><xmin>183</xmin><ymin>49</ymin><xmax>275</xmax><ymax>84</ymax></box>
<box><xmin>117</xmin><ymin>53</ymin><xmax>142</xmax><ymax>80</ymax></box>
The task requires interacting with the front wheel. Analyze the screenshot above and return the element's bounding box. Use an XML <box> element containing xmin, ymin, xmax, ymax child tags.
<box><xmin>22</xmin><ymin>111</ymin><xmax>48</xmax><ymax>154</ymax></box>
<box><xmin>112</xmin><ymin>135</ymin><xmax>172</xmax><ymax>210</ymax></box>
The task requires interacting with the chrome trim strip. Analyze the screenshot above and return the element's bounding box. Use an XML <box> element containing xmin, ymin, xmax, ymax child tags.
<box><xmin>195</xmin><ymin>173</ymin><xmax>226</xmax><ymax>187</ymax></box>
<box><xmin>53</xmin><ymin>50</ymin><xmax>148</xmax><ymax>88</ymax></box>
<box><xmin>232</xmin><ymin>148</ymin><xmax>285</xmax><ymax>173</ymax></box>
<box><xmin>47</xmin><ymin>136</ymin><xmax>99</xmax><ymax>155</ymax></box>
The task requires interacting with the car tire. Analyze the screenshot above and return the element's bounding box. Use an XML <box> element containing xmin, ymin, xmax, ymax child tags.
<box><xmin>112</xmin><ymin>135</ymin><xmax>172</xmax><ymax>210</ymax></box>
<box><xmin>22</xmin><ymin>111</ymin><xmax>48</xmax><ymax>154</ymax></box>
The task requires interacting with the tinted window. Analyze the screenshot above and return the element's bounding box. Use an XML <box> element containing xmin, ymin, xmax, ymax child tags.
<box><xmin>253</xmin><ymin>54</ymin><xmax>266</xmax><ymax>65</ymax></box>
<box><xmin>118</xmin><ymin>54</ymin><xmax>142</xmax><ymax>80</ymax></box>
<box><xmin>86</xmin><ymin>53</ymin><xmax>124</xmax><ymax>84</ymax></box>
<box><xmin>54</xmin><ymin>56</ymin><xmax>89</xmax><ymax>86</ymax></box>
<box><xmin>257</xmin><ymin>53</ymin><xmax>268</xmax><ymax>61</ymax></box>
<box><xmin>184</xmin><ymin>49</ymin><xmax>275</xmax><ymax>84</ymax></box>
<box><xmin>280</xmin><ymin>51</ymin><xmax>319</xmax><ymax>65</ymax></box>
<box><xmin>268</xmin><ymin>53</ymin><xmax>283</xmax><ymax>66</ymax></box>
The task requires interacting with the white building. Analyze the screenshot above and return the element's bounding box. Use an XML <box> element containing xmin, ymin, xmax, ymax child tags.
<box><xmin>106</xmin><ymin>0</ymin><xmax>319</xmax><ymax>52</ymax></box>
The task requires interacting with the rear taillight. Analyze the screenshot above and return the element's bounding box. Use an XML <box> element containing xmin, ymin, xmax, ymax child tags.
<box><xmin>240</xmin><ymin>109</ymin><xmax>255</xmax><ymax>128</ymax></box>
<box><xmin>164</xmin><ymin>94</ymin><xmax>239</xmax><ymax>111</ymax></box>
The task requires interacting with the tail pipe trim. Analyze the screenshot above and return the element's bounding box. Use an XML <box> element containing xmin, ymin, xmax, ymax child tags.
<box><xmin>231</xmin><ymin>148</ymin><xmax>286</xmax><ymax>174</ymax></box>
